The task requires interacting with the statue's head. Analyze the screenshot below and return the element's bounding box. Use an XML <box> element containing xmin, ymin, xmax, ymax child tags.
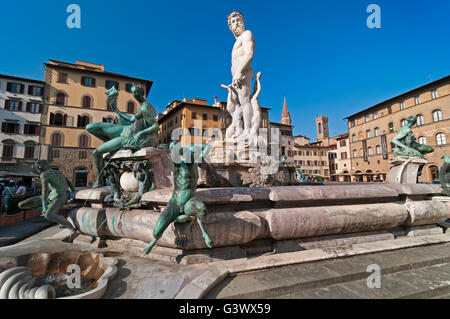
<box><xmin>228</xmin><ymin>10</ymin><xmax>245</xmax><ymax>37</ymax></box>
<box><xmin>407</xmin><ymin>116</ymin><xmax>417</xmax><ymax>126</ymax></box>
<box><xmin>35</xmin><ymin>160</ymin><xmax>48</xmax><ymax>173</ymax></box>
<box><xmin>131</xmin><ymin>83</ymin><xmax>145</xmax><ymax>102</ymax></box>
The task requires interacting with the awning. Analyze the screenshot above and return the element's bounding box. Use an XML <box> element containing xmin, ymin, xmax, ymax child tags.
<box><xmin>0</xmin><ymin>163</ymin><xmax>39</xmax><ymax>178</ymax></box>
<box><xmin>0</xmin><ymin>170</ymin><xmax>39</xmax><ymax>177</ymax></box>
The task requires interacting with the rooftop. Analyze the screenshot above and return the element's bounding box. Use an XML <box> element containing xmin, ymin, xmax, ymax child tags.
<box><xmin>44</xmin><ymin>59</ymin><xmax>154</xmax><ymax>97</ymax></box>
<box><xmin>269</xmin><ymin>121</ymin><xmax>293</xmax><ymax>128</ymax></box>
<box><xmin>344</xmin><ymin>75</ymin><xmax>450</xmax><ymax>120</ymax></box>
<box><xmin>158</xmin><ymin>98</ymin><xmax>221</xmax><ymax>123</ymax></box>
<box><xmin>0</xmin><ymin>73</ymin><xmax>44</xmax><ymax>85</ymax></box>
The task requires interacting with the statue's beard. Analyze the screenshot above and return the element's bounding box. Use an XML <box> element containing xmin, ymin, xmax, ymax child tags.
<box><xmin>232</xmin><ymin>25</ymin><xmax>245</xmax><ymax>37</ymax></box>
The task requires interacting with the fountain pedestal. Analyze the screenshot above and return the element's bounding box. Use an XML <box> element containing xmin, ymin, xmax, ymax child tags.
<box><xmin>101</xmin><ymin>147</ymin><xmax>173</xmax><ymax>208</ymax></box>
<box><xmin>386</xmin><ymin>156</ymin><xmax>427</xmax><ymax>184</ymax></box>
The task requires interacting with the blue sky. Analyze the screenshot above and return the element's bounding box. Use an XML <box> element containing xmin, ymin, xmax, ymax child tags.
<box><xmin>0</xmin><ymin>0</ymin><xmax>449</xmax><ymax>140</ymax></box>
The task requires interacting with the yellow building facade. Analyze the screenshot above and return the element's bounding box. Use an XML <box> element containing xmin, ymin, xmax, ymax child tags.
<box><xmin>158</xmin><ymin>98</ymin><xmax>222</xmax><ymax>146</ymax></box>
<box><xmin>346</xmin><ymin>75</ymin><xmax>450</xmax><ymax>182</ymax></box>
<box><xmin>42</xmin><ymin>60</ymin><xmax>153</xmax><ymax>186</ymax></box>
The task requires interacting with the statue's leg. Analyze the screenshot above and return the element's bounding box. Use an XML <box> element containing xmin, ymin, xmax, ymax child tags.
<box><xmin>143</xmin><ymin>199</ymin><xmax>180</xmax><ymax>254</ymax></box>
<box><xmin>236</xmin><ymin>70</ymin><xmax>254</xmax><ymax>137</ymax></box>
<box><xmin>92</xmin><ymin>137</ymin><xmax>127</xmax><ymax>188</ymax></box>
<box><xmin>417</xmin><ymin>143</ymin><xmax>434</xmax><ymax>154</ymax></box>
<box><xmin>184</xmin><ymin>197</ymin><xmax>214</xmax><ymax>248</ymax></box>
<box><xmin>43</xmin><ymin>197</ymin><xmax>75</xmax><ymax>230</ymax></box>
<box><xmin>18</xmin><ymin>196</ymin><xmax>42</xmax><ymax>210</ymax></box>
<box><xmin>86</xmin><ymin>123</ymin><xmax>123</xmax><ymax>142</ymax></box>
<box><xmin>226</xmin><ymin>90</ymin><xmax>240</xmax><ymax>141</ymax></box>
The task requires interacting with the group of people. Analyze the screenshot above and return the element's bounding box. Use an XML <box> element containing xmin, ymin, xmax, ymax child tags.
<box><xmin>0</xmin><ymin>180</ymin><xmax>29</xmax><ymax>214</ymax></box>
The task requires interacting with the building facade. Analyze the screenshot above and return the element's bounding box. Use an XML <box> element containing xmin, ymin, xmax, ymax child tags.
<box><xmin>0</xmin><ymin>74</ymin><xmax>48</xmax><ymax>185</ymax></box>
<box><xmin>158</xmin><ymin>98</ymin><xmax>222</xmax><ymax>146</ymax></box>
<box><xmin>346</xmin><ymin>75</ymin><xmax>450</xmax><ymax>182</ymax></box>
<box><xmin>327</xmin><ymin>133</ymin><xmax>351</xmax><ymax>181</ymax></box>
<box><xmin>291</xmin><ymin>140</ymin><xmax>331</xmax><ymax>179</ymax></box>
<box><xmin>273</xmin><ymin>100</ymin><xmax>332</xmax><ymax>179</ymax></box>
<box><xmin>158</xmin><ymin>97</ymin><xmax>270</xmax><ymax>147</ymax></box>
<box><xmin>42</xmin><ymin>60</ymin><xmax>153</xmax><ymax>187</ymax></box>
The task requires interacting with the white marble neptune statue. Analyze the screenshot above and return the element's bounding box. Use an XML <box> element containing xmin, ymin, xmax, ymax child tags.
<box><xmin>222</xmin><ymin>10</ymin><xmax>262</xmax><ymax>146</ymax></box>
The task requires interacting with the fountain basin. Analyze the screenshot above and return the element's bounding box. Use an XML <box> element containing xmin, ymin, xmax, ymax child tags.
<box><xmin>0</xmin><ymin>251</ymin><xmax>117</xmax><ymax>299</ymax></box>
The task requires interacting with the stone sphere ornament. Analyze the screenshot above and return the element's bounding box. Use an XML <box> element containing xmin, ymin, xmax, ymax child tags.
<box><xmin>120</xmin><ymin>172</ymin><xmax>140</xmax><ymax>193</ymax></box>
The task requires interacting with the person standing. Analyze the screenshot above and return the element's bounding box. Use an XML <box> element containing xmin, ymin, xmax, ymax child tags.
<box><xmin>3</xmin><ymin>181</ymin><xmax>17</xmax><ymax>213</ymax></box>
<box><xmin>15</xmin><ymin>181</ymin><xmax>26</xmax><ymax>196</ymax></box>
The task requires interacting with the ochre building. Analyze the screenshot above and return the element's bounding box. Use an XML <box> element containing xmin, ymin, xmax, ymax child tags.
<box><xmin>42</xmin><ymin>60</ymin><xmax>153</xmax><ymax>186</ymax></box>
<box><xmin>157</xmin><ymin>97</ymin><xmax>270</xmax><ymax>147</ymax></box>
<box><xmin>345</xmin><ymin>75</ymin><xmax>449</xmax><ymax>182</ymax></box>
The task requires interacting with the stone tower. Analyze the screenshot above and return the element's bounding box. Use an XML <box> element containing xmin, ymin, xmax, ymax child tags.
<box><xmin>316</xmin><ymin>115</ymin><xmax>329</xmax><ymax>139</ymax></box>
<box><xmin>281</xmin><ymin>97</ymin><xmax>291</xmax><ymax>126</ymax></box>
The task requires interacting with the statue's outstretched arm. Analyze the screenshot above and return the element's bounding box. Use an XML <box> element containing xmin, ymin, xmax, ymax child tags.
<box><xmin>114</xmin><ymin>107</ymin><xmax>135</xmax><ymax>124</ymax></box>
<box><xmin>107</xmin><ymin>88</ymin><xmax>134</xmax><ymax>123</ymax></box>
<box><xmin>66</xmin><ymin>177</ymin><xmax>76</xmax><ymax>193</ymax></box>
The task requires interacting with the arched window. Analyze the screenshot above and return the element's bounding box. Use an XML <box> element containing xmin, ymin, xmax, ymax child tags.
<box><xmin>433</xmin><ymin>110</ymin><xmax>443</xmax><ymax>122</ymax></box>
<box><xmin>376</xmin><ymin>145</ymin><xmax>382</xmax><ymax>154</ymax></box>
<box><xmin>401</xmin><ymin>119</ymin><xmax>408</xmax><ymax>127</ymax></box>
<box><xmin>77</xmin><ymin>115</ymin><xmax>90</xmax><ymax>128</ymax></box>
<box><xmin>2</xmin><ymin>140</ymin><xmax>15</xmax><ymax>159</ymax></box>
<box><xmin>55</xmin><ymin>113</ymin><xmax>63</xmax><ymax>125</ymax></box>
<box><xmin>127</xmin><ymin>102</ymin><xmax>135</xmax><ymax>114</ymax></box>
<box><xmin>50</xmin><ymin>113</ymin><xmax>66</xmax><ymax>126</ymax></box>
<box><xmin>374</xmin><ymin>127</ymin><xmax>380</xmax><ymax>137</ymax></box>
<box><xmin>78</xmin><ymin>134</ymin><xmax>90</xmax><ymax>148</ymax></box>
<box><xmin>368</xmin><ymin>146</ymin><xmax>373</xmax><ymax>156</ymax></box>
<box><xmin>24</xmin><ymin>141</ymin><xmax>35</xmax><ymax>159</ymax></box>
<box><xmin>352</xmin><ymin>134</ymin><xmax>357</xmax><ymax>142</ymax></box>
<box><xmin>51</xmin><ymin>133</ymin><xmax>62</xmax><ymax>146</ymax></box>
<box><xmin>82</xmin><ymin>96</ymin><xmax>92</xmax><ymax>108</ymax></box>
<box><xmin>318</xmin><ymin>123</ymin><xmax>322</xmax><ymax>134</ymax></box>
<box><xmin>366</xmin><ymin>130</ymin><xmax>372</xmax><ymax>139</ymax></box>
<box><xmin>353</xmin><ymin>149</ymin><xmax>358</xmax><ymax>158</ymax></box>
<box><xmin>416</xmin><ymin>114</ymin><xmax>424</xmax><ymax>126</ymax></box>
<box><xmin>389</xmin><ymin>122</ymin><xmax>394</xmax><ymax>133</ymax></box>
<box><xmin>436</xmin><ymin>133</ymin><xmax>447</xmax><ymax>146</ymax></box>
<box><xmin>418</xmin><ymin>136</ymin><xmax>427</xmax><ymax>145</ymax></box>
<box><xmin>430</xmin><ymin>165</ymin><xmax>439</xmax><ymax>180</ymax></box>
<box><xmin>55</xmin><ymin>92</ymin><xmax>66</xmax><ymax>106</ymax></box>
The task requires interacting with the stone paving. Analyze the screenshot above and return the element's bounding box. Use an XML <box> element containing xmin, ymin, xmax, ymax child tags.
<box><xmin>2</xmin><ymin>227</ymin><xmax>450</xmax><ymax>299</ymax></box>
<box><xmin>205</xmin><ymin>242</ymin><xmax>450</xmax><ymax>299</ymax></box>
<box><xmin>0</xmin><ymin>216</ymin><xmax>52</xmax><ymax>247</ymax></box>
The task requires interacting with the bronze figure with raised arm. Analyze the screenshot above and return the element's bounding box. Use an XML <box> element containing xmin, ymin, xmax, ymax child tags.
<box><xmin>86</xmin><ymin>84</ymin><xmax>159</xmax><ymax>188</ymax></box>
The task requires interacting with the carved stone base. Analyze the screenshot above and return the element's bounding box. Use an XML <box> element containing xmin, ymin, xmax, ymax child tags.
<box><xmin>102</xmin><ymin>147</ymin><xmax>174</xmax><ymax>208</ymax></box>
<box><xmin>386</xmin><ymin>156</ymin><xmax>427</xmax><ymax>184</ymax></box>
<box><xmin>200</xmin><ymin>140</ymin><xmax>299</xmax><ymax>187</ymax></box>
